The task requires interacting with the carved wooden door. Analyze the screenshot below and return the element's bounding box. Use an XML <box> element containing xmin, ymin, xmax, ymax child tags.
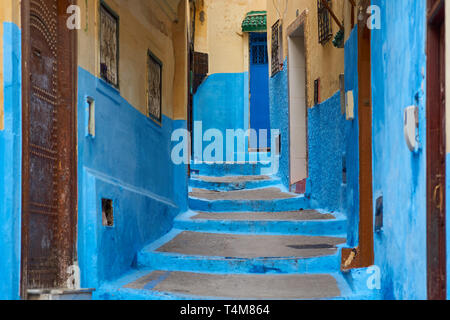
<box><xmin>21</xmin><ymin>0</ymin><xmax>77</xmax><ymax>293</ymax></box>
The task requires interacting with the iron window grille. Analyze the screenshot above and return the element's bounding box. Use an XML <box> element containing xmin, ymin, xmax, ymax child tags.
<box><xmin>318</xmin><ymin>0</ymin><xmax>333</xmax><ymax>45</ymax></box>
<box><xmin>147</xmin><ymin>50</ymin><xmax>163</xmax><ymax>123</ymax></box>
<box><xmin>271</xmin><ymin>20</ymin><xmax>283</xmax><ymax>76</ymax></box>
<box><xmin>100</xmin><ymin>2</ymin><xmax>119</xmax><ymax>88</ymax></box>
<box><xmin>251</xmin><ymin>33</ymin><xmax>268</xmax><ymax>65</ymax></box>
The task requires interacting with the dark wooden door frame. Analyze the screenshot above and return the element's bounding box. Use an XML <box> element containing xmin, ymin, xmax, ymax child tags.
<box><xmin>342</xmin><ymin>0</ymin><xmax>374</xmax><ymax>270</ymax></box>
<box><xmin>426</xmin><ymin>0</ymin><xmax>446</xmax><ymax>301</ymax></box>
<box><xmin>356</xmin><ymin>2</ymin><xmax>375</xmax><ymax>268</ymax></box>
<box><xmin>21</xmin><ymin>0</ymin><xmax>78</xmax><ymax>298</ymax></box>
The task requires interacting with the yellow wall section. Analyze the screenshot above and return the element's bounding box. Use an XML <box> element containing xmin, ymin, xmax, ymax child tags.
<box><xmin>0</xmin><ymin>0</ymin><xmax>20</xmax><ymax>131</ymax></box>
<box><xmin>172</xmin><ymin>0</ymin><xmax>188</xmax><ymax>120</ymax></box>
<box><xmin>194</xmin><ymin>0</ymin><xmax>266</xmax><ymax>74</ymax></box>
<box><xmin>267</xmin><ymin>0</ymin><xmax>351</xmax><ymax>107</ymax></box>
<box><xmin>78</xmin><ymin>0</ymin><xmax>187</xmax><ymax>120</ymax></box>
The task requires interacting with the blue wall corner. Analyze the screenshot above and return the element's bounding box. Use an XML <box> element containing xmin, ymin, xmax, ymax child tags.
<box><xmin>0</xmin><ymin>22</ymin><xmax>22</xmax><ymax>300</ymax></box>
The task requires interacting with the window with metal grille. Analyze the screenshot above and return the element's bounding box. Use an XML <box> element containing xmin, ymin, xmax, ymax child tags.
<box><xmin>252</xmin><ymin>45</ymin><xmax>268</xmax><ymax>64</ymax></box>
<box><xmin>147</xmin><ymin>51</ymin><xmax>162</xmax><ymax>123</ymax></box>
<box><xmin>100</xmin><ymin>2</ymin><xmax>119</xmax><ymax>87</ymax></box>
<box><xmin>317</xmin><ymin>0</ymin><xmax>333</xmax><ymax>45</ymax></box>
<box><xmin>271</xmin><ymin>20</ymin><xmax>282</xmax><ymax>75</ymax></box>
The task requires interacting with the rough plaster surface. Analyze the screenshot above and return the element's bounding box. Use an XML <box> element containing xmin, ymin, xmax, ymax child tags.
<box><xmin>307</xmin><ymin>92</ymin><xmax>346</xmax><ymax>213</ymax></box>
<box><xmin>269</xmin><ymin>59</ymin><xmax>290</xmax><ymax>188</ymax></box>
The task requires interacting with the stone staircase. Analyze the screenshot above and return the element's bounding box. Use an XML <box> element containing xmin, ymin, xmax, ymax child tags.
<box><xmin>95</xmin><ymin>173</ymin><xmax>374</xmax><ymax>300</ymax></box>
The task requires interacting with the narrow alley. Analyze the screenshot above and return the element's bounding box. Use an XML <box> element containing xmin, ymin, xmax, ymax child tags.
<box><xmin>96</xmin><ymin>172</ymin><xmax>357</xmax><ymax>299</ymax></box>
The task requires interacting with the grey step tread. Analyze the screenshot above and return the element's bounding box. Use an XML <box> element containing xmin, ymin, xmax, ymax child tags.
<box><xmin>191</xmin><ymin>210</ymin><xmax>336</xmax><ymax>221</ymax></box>
<box><xmin>123</xmin><ymin>271</ymin><xmax>341</xmax><ymax>299</ymax></box>
<box><xmin>155</xmin><ymin>231</ymin><xmax>345</xmax><ymax>258</ymax></box>
<box><xmin>193</xmin><ymin>175</ymin><xmax>272</xmax><ymax>183</ymax></box>
<box><xmin>190</xmin><ymin>187</ymin><xmax>297</xmax><ymax>201</ymax></box>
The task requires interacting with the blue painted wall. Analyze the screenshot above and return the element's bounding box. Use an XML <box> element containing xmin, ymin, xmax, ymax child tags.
<box><xmin>77</xmin><ymin>68</ymin><xmax>188</xmax><ymax>288</ymax></box>
<box><xmin>193</xmin><ymin>73</ymin><xmax>251</xmax><ymax>163</ymax></box>
<box><xmin>371</xmin><ymin>0</ymin><xmax>427</xmax><ymax>300</ymax></box>
<box><xmin>268</xmin><ymin>60</ymin><xmax>289</xmax><ymax>187</ymax></box>
<box><xmin>0</xmin><ymin>22</ymin><xmax>21</xmax><ymax>300</ymax></box>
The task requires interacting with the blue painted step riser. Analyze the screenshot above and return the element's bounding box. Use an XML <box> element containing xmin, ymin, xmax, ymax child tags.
<box><xmin>95</xmin><ymin>288</ymin><xmax>362</xmax><ymax>301</ymax></box>
<box><xmin>95</xmin><ymin>288</ymin><xmax>234</xmax><ymax>301</ymax></box>
<box><xmin>94</xmin><ymin>280</ymin><xmax>380</xmax><ymax>301</ymax></box>
<box><xmin>137</xmin><ymin>252</ymin><xmax>341</xmax><ymax>275</ymax></box>
<box><xmin>191</xmin><ymin>163</ymin><xmax>273</xmax><ymax>177</ymax></box>
<box><xmin>189</xmin><ymin>179</ymin><xmax>281</xmax><ymax>191</ymax></box>
<box><xmin>189</xmin><ymin>197</ymin><xmax>310</xmax><ymax>212</ymax></box>
<box><xmin>173</xmin><ymin>219</ymin><xmax>347</xmax><ymax>237</ymax></box>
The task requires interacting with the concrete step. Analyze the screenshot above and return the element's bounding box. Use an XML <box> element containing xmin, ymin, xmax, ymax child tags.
<box><xmin>189</xmin><ymin>175</ymin><xmax>281</xmax><ymax>191</ymax></box>
<box><xmin>137</xmin><ymin>230</ymin><xmax>346</xmax><ymax>274</ymax></box>
<box><xmin>174</xmin><ymin>210</ymin><xmax>347</xmax><ymax>236</ymax></box>
<box><xmin>190</xmin><ymin>187</ymin><xmax>296</xmax><ymax>201</ymax></box>
<box><xmin>96</xmin><ymin>270</ymin><xmax>348</xmax><ymax>300</ymax></box>
<box><xmin>189</xmin><ymin>187</ymin><xmax>309</xmax><ymax>212</ymax></box>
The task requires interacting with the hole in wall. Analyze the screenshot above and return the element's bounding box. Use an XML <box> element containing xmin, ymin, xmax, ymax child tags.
<box><xmin>102</xmin><ymin>198</ymin><xmax>114</xmax><ymax>227</ymax></box>
<box><xmin>277</xmin><ymin>134</ymin><xmax>281</xmax><ymax>155</ymax></box>
<box><xmin>342</xmin><ymin>155</ymin><xmax>347</xmax><ymax>184</ymax></box>
<box><xmin>87</xmin><ymin>97</ymin><xmax>95</xmax><ymax>137</ymax></box>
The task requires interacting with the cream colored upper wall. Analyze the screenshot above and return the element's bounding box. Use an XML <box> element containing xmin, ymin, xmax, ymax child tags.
<box><xmin>78</xmin><ymin>0</ymin><xmax>187</xmax><ymax>119</ymax></box>
<box><xmin>0</xmin><ymin>0</ymin><xmax>21</xmax><ymax>131</ymax></box>
<box><xmin>267</xmin><ymin>0</ymin><xmax>352</xmax><ymax>107</ymax></box>
<box><xmin>195</xmin><ymin>0</ymin><xmax>266</xmax><ymax>74</ymax></box>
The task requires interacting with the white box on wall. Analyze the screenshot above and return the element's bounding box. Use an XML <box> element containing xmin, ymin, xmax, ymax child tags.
<box><xmin>346</xmin><ymin>90</ymin><xmax>355</xmax><ymax>121</ymax></box>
